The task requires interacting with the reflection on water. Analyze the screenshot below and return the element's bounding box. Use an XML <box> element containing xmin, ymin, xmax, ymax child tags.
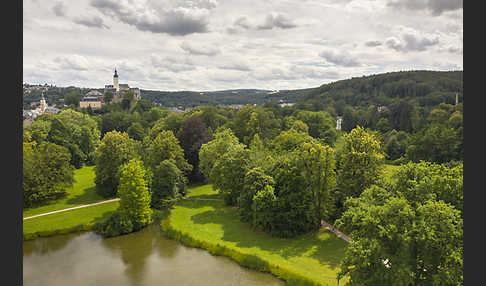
<box><xmin>23</xmin><ymin>224</ymin><xmax>285</xmax><ymax>286</ymax></box>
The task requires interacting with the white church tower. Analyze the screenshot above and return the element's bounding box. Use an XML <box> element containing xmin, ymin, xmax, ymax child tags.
<box><xmin>113</xmin><ymin>68</ymin><xmax>119</xmax><ymax>92</ymax></box>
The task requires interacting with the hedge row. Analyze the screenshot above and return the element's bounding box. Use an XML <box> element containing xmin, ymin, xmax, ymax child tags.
<box><xmin>23</xmin><ymin>222</ymin><xmax>95</xmax><ymax>241</ymax></box>
<box><xmin>160</xmin><ymin>217</ymin><xmax>324</xmax><ymax>286</ymax></box>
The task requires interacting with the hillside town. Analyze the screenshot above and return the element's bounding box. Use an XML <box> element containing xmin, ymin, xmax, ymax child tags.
<box><xmin>23</xmin><ymin>69</ymin><xmax>141</xmax><ymax>122</ymax></box>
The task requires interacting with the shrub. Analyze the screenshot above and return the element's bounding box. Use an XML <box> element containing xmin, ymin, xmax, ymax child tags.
<box><xmin>93</xmin><ymin>211</ymin><xmax>134</xmax><ymax>237</ymax></box>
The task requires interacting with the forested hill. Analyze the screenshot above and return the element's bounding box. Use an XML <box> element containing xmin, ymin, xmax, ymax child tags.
<box><xmin>297</xmin><ymin>70</ymin><xmax>463</xmax><ymax>111</ymax></box>
<box><xmin>140</xmin><ymin>88</ymin><xmax>313</xmax><ymax>108</ymax></box>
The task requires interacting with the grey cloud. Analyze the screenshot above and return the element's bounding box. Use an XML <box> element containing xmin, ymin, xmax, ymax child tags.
<box><xmin>53</xmin><ymin>55</ymin><xmax>90</xmax><ymax>71</ymax></box>
<box><xmin>319</xmin><ymin>50</ymin><xmax>361</xmax><ymax>67</ymax></box>
<box><xmin>74</xmin><ymin>16</ymin><xmax>110</xmax><ymax>29</ymax></box>
<box><xmin>91</xmin><ymin>0</ymin><xmax>213</xmax><ymax>36</ymax></box>
<box><xmin>365</xmin><ymin>40</ymin><xmax>382</xmax><ymax>47</ymax></box>
<box><xmin>257</xmin><ymin>13</ymin><xmax>297</xmax><ymax>30</ymax></box>
<box><xmin>180</xmin><ymin>42</ymin><xmax>220</xmax><ymax>56</ymax></box>
<box><xmin>52</xmin><ymin>2</ymin><xmax>66</xmax><ymax>17</ymax></box>
<box><xmin>151</xmin><ymin>54</ymin><xmax>196</xmax><ymax>72</ymax></box>
<box><xmin>234</xmin><ymin>16</ymin><xmax>251</xmax><ymax>29</ymax></box>
<box><xmin>290</xmin><ymin>65</ymin><xmax>340</xmax><ymax>80</ymax></box>
<box><xmin>385</xmin><ymin>28</ymin><xmax>439</xmax><ymax>52</ymax></box>
<box><xmin>387</xmin><ymin>0</ymin><xmax>463</xmax><ymax>16</ymax></box>
<box><xmin>218</xmin><ymin>62</ymin><xmax>252</xmax><ymax>71</ymax></box>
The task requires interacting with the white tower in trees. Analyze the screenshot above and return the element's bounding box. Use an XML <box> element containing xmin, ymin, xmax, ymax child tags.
<box><xmin>113</xmin><ymin>68</ymin><xmax>119</xmax><ymax>92</ymax></box>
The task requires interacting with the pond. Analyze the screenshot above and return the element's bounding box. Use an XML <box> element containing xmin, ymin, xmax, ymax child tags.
<box><xmin>23</xmin><ymin>224</ymin><xmax>286</xmax><ymax>286</ymax></box>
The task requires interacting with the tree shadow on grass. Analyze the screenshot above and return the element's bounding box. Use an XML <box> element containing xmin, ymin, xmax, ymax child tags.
<box><xmin>186</xmin><ymin>193</ymin><xmax>223</xmax><ymax>200</ymax></box>
<box><xmin>185</xmin><ymin>200</ymin><xmax>346</xmax><ymax>269</ymax></box>
<box><xmin>66</xmin><ymin>186</ymin><xmax>109</xmax><ymax>205</ymax></box>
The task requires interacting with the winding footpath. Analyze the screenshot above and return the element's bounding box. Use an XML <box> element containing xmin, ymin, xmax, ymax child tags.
<box><xmin>321</xmin><ymin>220</ymin><xmax>353</xmax><ymax>243</ymax></box>
<box><xmin>23</xmin><ymin>198</ymin><xmax>120</xmax><ymax>220</ymax></box>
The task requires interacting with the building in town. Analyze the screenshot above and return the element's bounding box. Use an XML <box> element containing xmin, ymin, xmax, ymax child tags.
<box><xmin>104</xmin><ymin>68</ymin><xmax>141</xmax><ymax>102</ymax></box>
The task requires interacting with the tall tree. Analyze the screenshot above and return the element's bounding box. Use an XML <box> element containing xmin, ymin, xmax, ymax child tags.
<box><xmin>210</xmin><ymin>148</ymin><xmax>251</xmax><ymax>205</ymax></box>
<box><xmin>336</xmin><ymin>181</ymin><xmax>463</xmax><ymax>285</ymax></box>
<box><xmin>23</xmin><ymin>142</ymin><xmax>74</xmax><ymax>207</ymax></box>
<box><xmin>41</xmin><ymin>109</ymin><xmax>101</xmax><ymax>168</ymax></box>
<box><xmin>296</xmin><ymin>142</ymin><xmax>337</xmax><ymax>228</ymax></box>
<box><xmin>238</xmin><ymin>167</ymin><xmax>275</xmax><ymax>223</ymax></box>
<box><xmin>94</xmin><ymin>131</ymin><xmax>141</xmax><ymax>197</ymax></box>
<box><xmin>151</xmin><ymin>159</ymin><xmax>188</xmax><ymax>209</ymax></box>
<box><xmin>176</xmin><ymin>115</ymin><xmax>212</xmax><ymax>183</ymax></box>
<box><xmin>199</xmin><ymin>128</ymin><xmax>246</xmax><ymax>180</ymax></box>
<box><xmin>117</xmin><ymin>158</ymin><xmax>152</xmax><ymax>231</ymax></box>
<box><xmin>295</xmin><ymin>110</ymin><xmax>337</xmax><ymax>145</ymax></box>
<box><xmin>142</xmin><ymin>130</ymin><xmax>191</xmax><ymax>175</ymax></box>
<box><xmin>334</xmin><ymin>126</ymin><xmax>384</xmax><ymax>219</ymax></box>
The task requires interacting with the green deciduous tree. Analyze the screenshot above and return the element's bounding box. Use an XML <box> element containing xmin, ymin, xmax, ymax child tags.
<box><xmin>210</xmin><ymin>148</ymin><xmax>251</xmax><ymax>205</ymax></box>
<box><xmin>23</xmin><ymin>142</ymin><xmax>74</xmax><ymax>207</ymax></box>
<box><xmin>94</xmin><ymin>131</ymin><xmax>141</xmax><ymax>197</ymax></box>
<box><xmin>392</xmin><ymin>161</ymin><xmax>463</xmax><ymax>213</ymax></box>
<box><xmin>229</xmin><ymin>105</ymin><xmax>281</xmax><ymax>145</ymax></box>
<box><xmin>268</xmin><ymin>155</ymin><xmax>315</xmax><ymax>237</ymax></box>
<box><xmin>151</xmin><ymin>159</ymin><xmax>188</xmax><ymax>209</ymax></box>
<box><xmin>251</xmin><ymin>185</ymin><xmax>277</xmax><ymax>233</ymax></box>
<box><xmin>34</xmin><ymin>109</ymin><xmax>101</xmax><ymax>168</ymax></box>
<box><xmin>142</xmin><ymin>130</ymin><xmax>191</xmax><ymax>174</ymax></box>
<box><xmin>336</xmin><ymin>182</ymin><xmax>463</xmax><ymax>285</ymax></box>
<box><xmin>295</xmin><ymin>110</ymin><xmax>337</xmax><ymax>145</ymax></box>
<box><xmin>334</xmin><ymin>126</ymin><xmax>385</xmax><ymax>220</ymax></box>
<box><xmin>64</xmin><ymin>90</ymin><xmax>81</xmax><ymax>107</ymax></box>
<box><xmin>270</xmin><ymin>129</ymin><xmax>315</xmax><ymax>153</ymax></box>
<box><xmin>296</xmin><ymin>142</ymin><xmax>336</xmax><ymax>228</ymax></box>
<box><xmin>117</xmin><ymin>158</ymin><xmax>152</xmax><ymax>231</ymax></box>
<box><xmin>238</xmin><ymin>167</ymin><xmax>275</xmax><ymax>222</ymax></box>
<box><xmin>127</xmin><ymin>122</ymin><xmax>145</xmax><ymax>141</ymax></box>
<box><xmin>406</xmin><ymin>124</ymin><xmax>461</xmax><ymax>163</ymax></box>
<box><xmin>176</xmin><ymin>115</ymin><xmax>212</xmax><ymax>183</ymax></box>
<box><xmin>199</xmin><ymin>128</ymin><xmax>246</xmax><ymax>180</ymax></box>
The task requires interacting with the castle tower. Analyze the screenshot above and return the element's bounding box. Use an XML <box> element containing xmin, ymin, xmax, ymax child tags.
<box><xmin>113</xmin><ymin>68</ymin><xmax>119</xmax><ymax>92</ymax></box>
<box><xmin>40</xmin><ymin>92</ymin><xmax>47</xmax><ymax>112</ymax></box>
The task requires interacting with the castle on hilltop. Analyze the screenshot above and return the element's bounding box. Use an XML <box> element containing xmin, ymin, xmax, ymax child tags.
<box><xmin>80</xmin><ymin>68</ymin><xmax>141</xmax><ymax>109</ymax></box>
<box><xmin>104</xmin><ymin>68</ymin><xmax>141</xmax><ymax>102</ymax></box>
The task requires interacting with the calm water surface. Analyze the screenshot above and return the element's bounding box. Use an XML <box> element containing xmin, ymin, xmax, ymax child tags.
<box><xmin>23</xmin><ymin>224</ymin><xmax>285</xmax><ymax>286</ymax></box>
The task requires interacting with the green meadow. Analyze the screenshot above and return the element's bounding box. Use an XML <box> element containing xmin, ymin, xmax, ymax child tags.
<box><xmin>23</xmin><ymin>165</ymin><xmax>107</xmax><ymax>218</ymax></box>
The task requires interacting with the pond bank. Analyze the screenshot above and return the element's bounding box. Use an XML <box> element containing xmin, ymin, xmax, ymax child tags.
<box><xmin>160</xmin><ymin>197</ymin><xmax>348</xmax><ymax>286</ymax></box>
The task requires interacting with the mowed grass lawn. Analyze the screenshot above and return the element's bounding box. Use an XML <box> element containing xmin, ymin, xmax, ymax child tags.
<box><xmin>22</xmin><ymin>165</ymin><xmax>119</xmax><ymax>239</ymax></box>
<box><xmin>164</xmin><ymin>185</ymin><xmax>349</xmax><ymax>286</ymax></box>
<box><xmin>23</xmin><ymin>200</ymin><xmax>119</xmax><ymax>238</ymax></box>
<box><xmin>23</xmin><ymin>165</ymin><xmax>108</xmax><ymax>217</ymax></box>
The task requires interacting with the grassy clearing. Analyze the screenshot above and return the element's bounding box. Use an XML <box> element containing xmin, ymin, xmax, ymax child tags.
<box><xmin>162</xmin><ymin>185</ymin><xmax>348</xmax><ymax>286</ymax></box>
<box><xmin>23</xmin><ymin>200</ymin><xmax>119</xmax><ymax>240</ymax></box>
<box><xmin>23</xmin><ymin>165</ymin><xmax>108</xmax><ymax>217</ymax></box>
<box><xmin>185</xmin><ymin>184</ymin><xmax>222</xmax><ymax>199</ymax></box>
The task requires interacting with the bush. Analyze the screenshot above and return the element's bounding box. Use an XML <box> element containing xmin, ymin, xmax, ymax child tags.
<box><xmin>94</xmin><ymin>211</ymin><xmax>134</xmax><ymax>237</ymax></box>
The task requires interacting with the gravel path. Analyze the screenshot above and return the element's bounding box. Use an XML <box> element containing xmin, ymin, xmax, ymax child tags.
<box><xmin>321</xmin><ymin>220</ymin><xmax>353</xmax><ymax>243</ymax></box>
<box><xmin>23</xmin><ymin>198</ymin><xmax>120</xmax><ymax>220</ymax></box>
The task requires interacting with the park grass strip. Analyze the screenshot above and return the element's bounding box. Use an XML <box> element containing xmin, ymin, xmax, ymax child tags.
<box><xmin>23</xmin><ymin>201</ymin><xmax>119</xmax><ymax>241</ymax></box>
<box><xmin>160</xmin><ymin>199</ymin><xmax>348</xmax><ymax>286</ymax></box>
<box><xmin>23</xmin><ymin>198</ymin><xmax>120</xmax><ymax>220</ymax></box>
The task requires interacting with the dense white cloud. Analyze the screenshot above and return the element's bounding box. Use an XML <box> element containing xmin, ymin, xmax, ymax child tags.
<box><xmin>23</xmin><ymin>0</ymin><xmax>462</xmax><ymax>91</ymax></box>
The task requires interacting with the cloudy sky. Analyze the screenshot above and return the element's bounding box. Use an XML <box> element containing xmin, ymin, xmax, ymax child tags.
<box><xmin>23</xmin><ymin>0</ymin><xmax>463</xmax><ymax>91</ymax></box>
